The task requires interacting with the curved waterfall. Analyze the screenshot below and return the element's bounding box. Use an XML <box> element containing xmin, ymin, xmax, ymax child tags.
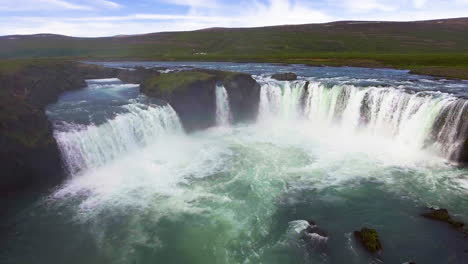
<box><xmin>258</xmin><ymin>78</ymin><xmax>468</xmax><ymax>162</ymax></box>
<box><xmin>54</xmin><ymin>103</ymin><xmax>183</xmax><ymax>175</ymax></box>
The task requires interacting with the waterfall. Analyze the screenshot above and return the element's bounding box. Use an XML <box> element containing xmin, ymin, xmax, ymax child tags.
<box><xmin>54</xmin><ymin>103</ymin><xmax>183</xmax><ymax>175</ymax></box>
<box><xmin>259</xmin><ymin>80</ymin><xmax>305</xmax><ymax>120</ymax></box>
<box><xmin>215</xmin><ymin>85</ymin><xmax>232</xmax><ymax>126</ymax></box>
<box><xmin>431</xmin><ymin>99</ymin><xmax>468</xmax><ymax>161</ymax></box>
<box><xmin>258</xmin><ymin>78</ymin><xmax>468</xmax><ymax>162</ymax></box>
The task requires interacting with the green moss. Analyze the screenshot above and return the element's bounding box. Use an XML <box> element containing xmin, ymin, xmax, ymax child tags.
<box><xmin>215</xmin><ymin>70</ymin><xmax>240</xmax><ymax>81</ymax></box>
<box><xmin>0</xmin><ymin>58</ymin><xmax>72</xmax><ymax>75</ymax></box>
<box><xmin>422</xmin><ymin>208</ymin><xmax>465</xmax><ymax>230</ymax></box>
<box><xmin>423</xmin><ymin>208</ymin><xmax>450</xmax><ymax>221</ymax></box>
<box><xmin>409</xmin><ymin>66</ymin><xmax>468</xmax><ymax>80</ymax></box>
<box><xmin>354</xmin><ymin>228</ymin><xmax>382</xmax><ymax>253</ymax></box>
<box><xmin>143</xmin><ymin>71</ymin><xmax>215</xmax><ymax>94</ymax></box>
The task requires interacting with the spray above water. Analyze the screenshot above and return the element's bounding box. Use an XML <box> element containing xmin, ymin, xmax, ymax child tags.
<box><xmin>43</xmin><ymin>73</ymin><xmax>468</xmax><ymax>264</ymax></box>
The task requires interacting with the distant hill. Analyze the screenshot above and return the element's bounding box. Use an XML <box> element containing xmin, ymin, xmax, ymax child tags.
<box><xmin>0</xmin><ymin>17</ymin><xmax>467</xmax><ymax>78</ymax></box>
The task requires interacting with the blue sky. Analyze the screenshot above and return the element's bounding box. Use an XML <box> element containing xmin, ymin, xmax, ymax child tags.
<box><xmin>0</xmin><ymin>0</ymin><xmax>467</xmax><ymax>36</ymax></box>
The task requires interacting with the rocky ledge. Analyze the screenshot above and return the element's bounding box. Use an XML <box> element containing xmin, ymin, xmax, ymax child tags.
<box><xmin>141</xmin><ymin>69</ymin><xmax>260</xmax><ymax>131</ymax></box>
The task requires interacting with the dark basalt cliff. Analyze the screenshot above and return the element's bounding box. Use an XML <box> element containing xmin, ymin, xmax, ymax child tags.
<box><xmin>141</xmin><ymin>69</ymin><xmax>260</xmax><ymax>132</ymax></box>
<box><xmin>0</xmin><ymin>62</ymin><xmax>118</xmax><ymax>195</ymax></box>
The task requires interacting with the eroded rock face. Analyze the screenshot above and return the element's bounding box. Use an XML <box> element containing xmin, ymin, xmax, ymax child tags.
<box><xmin>458</xmin><ymin>139</ymin><xmax>468</xmax><ymax>165</ymax></box>
<box><xmin>223</xmin><ymin>72</ymin><xmax>260</xmax><ymax>123</ymax></box>
<box><xmin>140</xmin><ymin>69</ymin><xmax>260</xmax><ymax>132</ymax></box>
<box><xmin>354</xmin><ymin>227</ymin><xmax>382</xmax><ymax>253</ymax></box>
<box><xmin>271</xmin><ymin>72</ymin><xmax>297</xmax><ymax>81</ymax></box>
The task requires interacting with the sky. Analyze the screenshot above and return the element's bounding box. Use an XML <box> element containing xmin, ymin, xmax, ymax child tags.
<box><xmin>0</xmin><ymin>0</ymin><xmax>467</xmax><ymax>37</ymax></box>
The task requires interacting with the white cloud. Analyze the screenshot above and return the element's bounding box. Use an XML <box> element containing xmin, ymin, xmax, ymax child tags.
<box><xmin>0</xmin><ymin>0</ymin><xmax>122</xmax><ymax>11</ymax></box>
<box><xmin>0</xmin><ymin>0</ymin><xmax>92</xmax><ymax>11</ymax></box>
<box><xmin>0</xmin><ymin>0</ymin><xmax>467</xmax><ymax>37</ymax></box>
<box><xmin>161</xmin><ymin>0</ymin><xmax>219</xmax><ymax>8</ymax></box>
<box><xmin>0</xmin><ymin>0</ymin><xmax>333</xmax><ymax>37</ymax></box>
<box><xmin>93</xmin><ymin>0</ymin><xmax>123</xmax><ymax>9</ymax></box>
<box><xmin>343</xmin><ymin>0</ymin><xmax>396</xmax><ymax>12</ymax></box>
<box><xmin>239</xmin><ymin>0</ymin><xmax>332</xmax><ymax>27</ymax></box>
<box><xmin>413</xmin><ymin>0</ymin><xmax>427</xmax><ymax>8</ymax></box>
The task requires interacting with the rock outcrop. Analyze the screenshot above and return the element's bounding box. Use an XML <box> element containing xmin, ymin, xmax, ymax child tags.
<box><xmin>117</xmin><ymin>67</ymin><xmax>162</xmax><ymax>84</ymax></box>
<box><xmin>271</xmin><ymin>72</ymin><xmax>297</xmax><ymax>81</ymax></box>
<box><xmin>354</xmin><ymin>227</ymin><xmax>382</xmax><ymax>253</ymax></box>
<box><xmin>421</xmin><ymin>208</ymin><xmax>466</xmax><ymax>232</ymax></box>
<box><xmin>141</xmin><ymin>69</ymin><xmax>260</xmax><ymax>132</ymax></box>
<box><xmin>301</xmin><ymin>220</ymin><xmax>328</xmax><ymax>252</ymax></box>
<box><xmin>0</xmin><ymin>61</ymin><xmax>118</xmax><ymax>195</ymax></box>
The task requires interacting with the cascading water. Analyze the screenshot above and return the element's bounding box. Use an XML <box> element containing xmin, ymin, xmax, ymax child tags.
<box><xmin>6</xmin><ymin>66</ymin><xmax>468</xmax><ymax>264</ymax></box>
<box><xmin>54</xmin><ymin>103</ymin><xmax>183</xmax><ymax>175</ymax></box>
<box><xmin>215</xmin><ymin>84</ymin><xmax>231</xmax><ymax>126</ymax></box>
<box><xmin>258</xmin><ymin>78</ymin><xmax>468</xmax><ymax>161</ymax></box>
<box><xmin>259</xmin><ymin>79</ymin><xmax>306</xmax><ymax>120</ymax></box>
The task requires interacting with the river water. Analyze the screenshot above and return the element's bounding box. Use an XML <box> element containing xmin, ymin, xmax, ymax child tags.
<box><xmin>1</xmin><ymin>63</ymin><xmax>467</xmax><ymax>264</ymax></box>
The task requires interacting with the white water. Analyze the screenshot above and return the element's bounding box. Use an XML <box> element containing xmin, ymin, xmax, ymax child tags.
<box><xmin>259</xmin><ymin>79</ymin><xmax>305</xmax><ymax>121</ymax></box>
<box><xmin>45</xmin><ymin>76</ymin><xmax>468</xmax><ymax>264</ymax></box>
<box><xmin>215</xmin><ymin>85</ymin><xmax>231</xmax><ymax>126</ymax></box>
<box><xmin>55</xmin><ymin>103</ymin><xmax>183</xmax><ymax>175</ymax></box>
<box><xmin>258</xmin><ymin>78</ymin><xmax>467</xmax><ymax>161</ymax></box>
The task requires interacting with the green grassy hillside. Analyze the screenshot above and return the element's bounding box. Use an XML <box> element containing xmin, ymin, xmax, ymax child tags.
<box><xmin>0</xmin><ymin>18</ymin><xmax>467</xmax><ymax>78</ymax></box>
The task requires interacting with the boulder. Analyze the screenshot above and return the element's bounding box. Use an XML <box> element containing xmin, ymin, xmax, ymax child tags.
<box><xmin>305</xmin><ymin>225</ymin><xmax>328</xmax><ymax>237</ymax></box>
<box><xmin>300</xmin><ymin>220</ymin><xmax>328</xmax><ymax>252</ymax></box>
<box><xmin>354</xmin><ymin>227</ymin><xmax>382</xmax><ymax>253</ymax></box>
<box><xmin>271</xmin><ymin>72</ymin><xmax>297</xmax><ymax>81</ymax></box>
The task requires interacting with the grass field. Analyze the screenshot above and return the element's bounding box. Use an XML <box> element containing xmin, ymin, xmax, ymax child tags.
<box><xmin>0</xmin><ymin>18</ymin><xmax>467</xmax><ymax>79</ymax></box>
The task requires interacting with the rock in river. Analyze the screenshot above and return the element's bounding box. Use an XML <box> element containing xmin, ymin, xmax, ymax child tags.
<box><xmin>271</xmin><ymin>72</ymin><xmax>297</xmax><ymax>81</ymax></box>
<box><xmin>354</xmin><ymin>227</ymin><xmax>382</xmax><ymax>253</ymax></box>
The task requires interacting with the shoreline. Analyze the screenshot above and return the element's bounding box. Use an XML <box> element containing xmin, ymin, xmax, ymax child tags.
<box><xmin>81</xmin><ymin>57</ymin><xmax>468</xmax><ymax>81</ymax></box>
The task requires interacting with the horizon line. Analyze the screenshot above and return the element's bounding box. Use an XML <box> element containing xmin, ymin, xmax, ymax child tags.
<box><xmin>1</xmin><ymin>16</ymin><xmax>466</xmax><ymax>39</ymax></box>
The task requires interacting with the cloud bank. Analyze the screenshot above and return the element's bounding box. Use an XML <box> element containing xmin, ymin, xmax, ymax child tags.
<box><xmin>0</xmin><ymin>0</ymin><xmax>467</xmax><ymax>37</ymax></box>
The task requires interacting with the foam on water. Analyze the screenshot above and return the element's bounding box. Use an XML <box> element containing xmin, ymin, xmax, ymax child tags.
<box><xmin>42</xmin><ymin>75</ymin><xmax>468</xmax><ymax>264</ymax></box>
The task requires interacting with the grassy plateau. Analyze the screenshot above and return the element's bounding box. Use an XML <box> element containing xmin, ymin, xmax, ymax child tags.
<box><xmin>0</xmin><ymin>18</ymin><xmax>467</xmax><ymax>78</ymax></box>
